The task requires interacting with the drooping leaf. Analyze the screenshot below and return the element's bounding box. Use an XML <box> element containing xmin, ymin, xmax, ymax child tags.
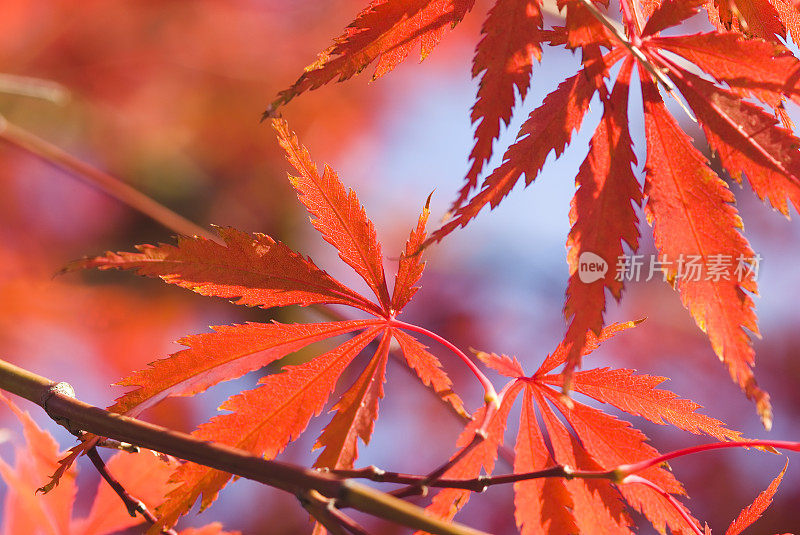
<box><xmin>513</xmin><ymin>386</ymin><xmax>577</xmax><ymax>535</ymax></box>
<box><xmin>460</xmin><ymin>0</ymin><xmax>545</xmax><ymax>205</ymax></box>
<box><xmin>725</xmin><ymin>460</ymin><xmax>788</xmax><ymax>535</ymax></box>
<box><xmin>562</xmin><ymin>58</ymin><xmax>641</xmax><ymax>382</ymax></box>
<box><xmin>271</xmin><ymin>0</ymin><xmax>475</xmax><ymax>110</ymax></box>
<box><xmin>430</xmin><ymin>51</ymin><xmax>615</xmax><ymax>243</ymax></box>
<box><xmin>640</xmin><ymin>72</ymin><xmax>771</xmax><ymax>428</ymax></box>
<box><xmin>675</xmin><ymin>70</ymin><xmax>800</xmax><ymax>217</ymax></box>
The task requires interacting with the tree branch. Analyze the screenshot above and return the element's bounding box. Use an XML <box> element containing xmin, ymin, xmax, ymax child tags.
<box><xmin>0</xmin><ymin>110</ymin><xmax>501</xmax><ymax>472</ymax></box>
<box><xmin>299</xmin><ymin>489</ymin><xmax>371</xmax><ymax>535</ymax></box>
<box><xmin>86</xmin><ymin>447</ymin><xmax>178</xmax><ymax>535</ymax></box>
<box><xmin>331</xmin><ymin>464</ymin><xmax>614</xmax><ymax>492</ymax></box>
<box><xmin>0</xmin><ymin>358</ymin><xmax>487</xmax><ymax>535</ymax></box>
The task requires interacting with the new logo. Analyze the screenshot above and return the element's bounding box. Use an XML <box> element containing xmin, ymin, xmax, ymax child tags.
<box><xmin>578</xmin><ymin>252</ymin><xmax>607</xmax><ymax>283</ymax></box>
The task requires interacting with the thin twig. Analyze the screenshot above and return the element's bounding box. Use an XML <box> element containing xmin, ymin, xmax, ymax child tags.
<box><xmin>331</xmin><ymin>464</ymin><xmax>615</xmax><ymax>492</ymax></box>
<box><xmin>388</xmin><ymin>443</ymin><xmax>469</xmax><ymax>499</ymax></box>
<box><xmin>86</xmin><ymin>447</ymin><xmax>178</xmax><ymax>535</ymax></box>
<box><xmin>390</xmin><ymin>423</ymin><xmax>489</xmax><ymax>499</ymax></box>
<box><xmin>0</xmin><ymin>115</ymin><xmax>218</xmax><ymax>243</ymax></box>
<box><xmin>573</xmin><ymin>0</ymin><xmax>675</xmax><ymax>91</ymax></box>
<box><xmin>299</xmin><ymin>490</ymin><xmax>351</xmax><ymax>535</ymax></box>
<box><xmin>616</xmin><ymin>440</ymin><xmax>799</xmax><ymax>477</ymax></box>
<box><xmin>388</xmin><ymin>377</ymin><xmax>517</xmax><ymax>499</ymax></box>
<box><xmin>326</xmin><ymin>508</ymin><xmax>372</xmax><ymax>535</ymax></box>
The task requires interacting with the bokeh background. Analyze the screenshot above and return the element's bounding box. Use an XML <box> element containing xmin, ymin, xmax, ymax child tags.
<box><xmin>1</xmin><ymin>1</ymin><xmax>799</xmax><ymax>533</ymax></box>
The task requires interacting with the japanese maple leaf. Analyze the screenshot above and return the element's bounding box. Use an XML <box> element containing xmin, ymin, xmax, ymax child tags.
<box><xmin>640</xmin><ymin>0</ymin><xmax>793</xmax><ymax>44</ymax></box>
<box><xmin>427</xmin><ymin>0</ymin><xmax>800</xmax><ymax>425</ymax></box>
<box><xmin>722</xmin><ymin>460</ymin><xmax>787</xmax><ymax>535</ymax></box>
<box><xmin>268</xmin><ymin>0</ymin><xmax>476</xmax><ymax>113</ymax></box>
<box><xmin>65</xmin><ymin>119</ymin><xmax>470</xmax><ymax>531</ymax></box>
<box><xmin>0</xmin><ymin>393</ymin><xmax>238</xmax><ymax>535</ymax></box>
<box><xmin>421</xmin><ymin>322</ymin><xmax>743</xmax><ymax>535</ymax></box>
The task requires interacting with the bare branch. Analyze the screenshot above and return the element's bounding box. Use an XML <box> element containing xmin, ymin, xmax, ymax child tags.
<box><xmin>86</xmin><ymin>447</ymin><xmax>178</xmax><ymax>535</ymax></box>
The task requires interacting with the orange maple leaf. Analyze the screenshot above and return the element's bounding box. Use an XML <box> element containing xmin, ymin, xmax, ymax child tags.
<box><xmin>65</xmin><ymin>119</ymin><xmax>470</xmax><ymax>531</ymax></box>
<box><xmin>724</xmin><ymin>460</ymin><xmax>788</xmax><ymax>535</ymax></box>
<box><xmin>269</xmin><ymin>0</ymin><xmax>475</xmax><ymax>112</ymax></box>
<box><xmin>422</xmin><ymin>322</ymin><xmax>743</xmax><ymax>535</ymax></box>
<box><xmin>0</xmin><ymin>393</ymin><xmax>238</xmax><ymax>535</ymax></box>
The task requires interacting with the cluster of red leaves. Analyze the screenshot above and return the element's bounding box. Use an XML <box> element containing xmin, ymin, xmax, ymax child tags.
<box><xmin>271</xmin><ymin>0</ymin><xmax>800</xmax><ymax>429</ymax></box>
<box><xmin>0</xmin><ymin>393</ymin><xmax>236</xmax><ymax>535</ymax></box>
<box><xmin>4</xmin><ymin>0</ymin><xmax>800</xmax><ymax>533</ymax></box>
<box><xmin>60</xmin><ymin>120</ymin><xmax>788</xmax><ymax>534</ymax></box>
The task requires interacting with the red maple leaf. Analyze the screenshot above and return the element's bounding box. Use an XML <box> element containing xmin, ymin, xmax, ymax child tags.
<box><xmin>724</xmin><ymin>460</ymin><xmax>788</xmax><ymax>535</ymax></box>
<box><xmin>561</xmin><ymin>57</ymin><xmax>641</xmax><ymax>386</ymax></box>
<box><xmin>642</xmin><ymin>0</ymin><xmax>794</xmax><ymax>44</ymax></box>
<box><xmin>421</xmin><ymin>0</ymin><xmax>800</xmax><ymax>424</ymax></box>
<box><xmin>458</xmin><ymin>0</ymin><xmax>550</xmax><ymax>208</ymax></box>
<box><xmin>421</xmin><ymin>322</ymin><xmax>743</xmax><ymax>534</ymax></box>
<box><xmin>430</xmin><ymin>47</ymin><xmax>619</xmax><ymax>242</ymax></box>
<box><xmin>269</xmin><ymin>0</ymin><xmax>475</xmax><ymax>112</ymax></box>
<box><xmin>703</xmin><ymin>0</ymin><xmax>786</xmax><ymax>43</ymax></box>
<box><xmin>63</xmin><ymin>119</ymin><xmax>474</xmax><ymax>531</ymax></box>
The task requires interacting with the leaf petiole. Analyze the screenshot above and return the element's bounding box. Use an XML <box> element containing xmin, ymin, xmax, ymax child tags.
<box><xmin>388</xmin><ymin>319</ymin><xmax>498</xmax><ymax>408</ymax></box>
